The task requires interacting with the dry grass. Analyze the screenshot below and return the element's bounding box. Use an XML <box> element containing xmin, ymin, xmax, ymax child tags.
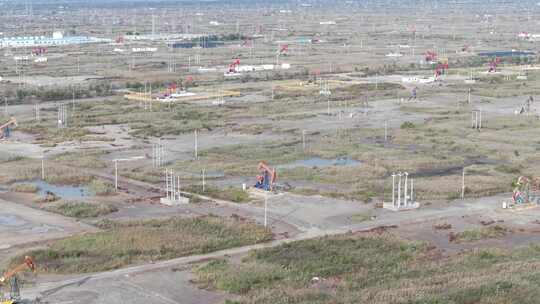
<box><xmin>9</xmin><ymin>183</ymin><xmax>39</xmax><ymax>193</ymax></box>
<box><xmin>0</xmin><ymin>158</ymin><xmax>93</xmax><ymax>185</ymax></box>
<box><xmin>16</xmin><ymin>215</ymin><xmax>272</xmax><ymax>274</ymax></box>
<box><xmin>450</xmin><ymin>225</ymin><xmax>511</xmax><ymax>243</ymax></box>
<box><xmin>44</xmin><ymin>201</ymin><xmax>118</xmax><ymax>218</ymax></box>
<box><xmin>195</xmin><ymin>232</ymin><xmax>540</xmax><ymax>304</ymax></box>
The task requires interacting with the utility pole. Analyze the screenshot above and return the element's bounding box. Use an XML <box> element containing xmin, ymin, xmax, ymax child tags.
<box><xmin>404</xmin><ymin>172</ymin><xmax>409</xmax><ymax>206</ymax></box>
<box><xmin>194</xmin><ymin>129</ymin><xmax>198</xmax><ymax>160</ymax></box>
<box><xmin>153</xmin><ymin>141</ymin><xmax>165</xmax><ymax>168</ymax></box>
<box><xmin>461</xmin><ymin>168</ymin><xmax>465</xmax><ymax>199</ymax></box>
<box><xmin>327</xmin><ymin>97</ymin><xmax>330</xmax><ymax>115</ymax></box>
<box><xmin>57</xmin><ymin>103</ymin><xmax>67</xmax><ymax>128</ymax></box>
<box><xmin>397</xmin><ymin>172</ymin><xmax>402</xmax><ymax>207</ymax></box>
<box><xmin>34</xmin><ymin>104</ymin><xmax>40</xmax><ymax>121</ymax></box>
<box><xmin>165</xmin><ymin>169</ymin><xmax>170</xmax><ymax>200</ymax></box>
<box><xmin>114</xmin><ymin>156</ymin><xmax>144</xmax><ymax>192</ymax></box>
<box><xmin>392</xmin><ymin>173</ymin><xmax>396</xmax><ymax>207</ymax></box>
<box><xmin>472</xmin><ymin>110</ymin><xmax>482</xmax><ymax>129</ymax></box>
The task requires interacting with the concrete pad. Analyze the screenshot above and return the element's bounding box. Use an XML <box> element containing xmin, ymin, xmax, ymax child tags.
<box><xmin>160</xmin><ymin>197</ymin><xmax>189</xmax><ymax>206</ymax></box>
<box><xmin>37</xmin><ymin>267</ymin><xmax>227</xmax><ymax>304</ymax></box>
<box><xmin>383</xmin><ymin>201</ymin><xmax>420</xmax><ymax>211</ymax></box>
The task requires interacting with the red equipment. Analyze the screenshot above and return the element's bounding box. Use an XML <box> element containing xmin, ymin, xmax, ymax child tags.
<box><xmin>488</xmin><ymin>57</ymin><xmax>501</xmax><ymax>72</ymax></box>
<box><xmin>425</xmin><ymin>50</ymin><xmax>437</xmax><ymax>62</ymax></box>
<box><xmin>255</xmin><ymin>161</ymin><xmax>277</xmax><ymax>191</ymax></box>
<box><xmin>435</xmin><ymin>62</ymin><xmax>449</xmax><ymax>77</ymax></box>
<box><xmin>228</xmin><ymin>58</ymin><xmax>240</xmax><ymax>73</ymax></box>
<box><xmin>32</xmin><ymin>47</ymin><xmax>47</xmax><ymax>56</ymax></box>
<box><xmin>0</xmin><ymin>256</ymin><xmax>35</xmax><ymax>285</ymax></box>
<box><xmin>0</xmin><ymin>117</ymin><xmax>17</xmax><ymax>139</ymax></box>
<box><xmin>166</xmin><ymin>83</ymin><xmax>177</xmax><ymax>95</ymax></box>
<box><xmin>278</xmin><ymin>44</ymin><xmax>289</xmax><ymax>55</ymax></box>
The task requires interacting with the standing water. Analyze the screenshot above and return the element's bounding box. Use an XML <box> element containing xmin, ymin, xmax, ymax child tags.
<box><xmin>13</xmin><ymin>180</ymin><xmax>89</xmax><ymax>199</ymax></box>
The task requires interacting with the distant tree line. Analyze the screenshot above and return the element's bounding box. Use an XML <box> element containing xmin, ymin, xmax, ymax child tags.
<box><xmin>13</xmin><ymin>83</ymin><xmax>114</xmax><ymax>103</ymax></box>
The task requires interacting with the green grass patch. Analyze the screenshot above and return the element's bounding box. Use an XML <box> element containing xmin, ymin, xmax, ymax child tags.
<box><xmin>88</xmin><ymin>179</ymin><xmax>115</xmax><ymax>196</ymax></box>
<box><xmin>451</xmin><ymin>225</ymin><xmax>511</xmax><ymax>243</ymax></box>
<box><xmin>186</xmin><ymin>185</ymin><xmax>251</xmax><ymax>203</ymax></box>
<box><xmin>195</xmin><ymin>233</ymin><xmax>420</xmax><ymax>295</ymax></box>
<box><xmin>194</xmin><ymin>233</ymin><xmax>540</xmax><ymax>303</ymax></box>
<box><xmin>45</xmin><ymin>201</ymin><xmax>118</xmax><ymax>218</ymax></box>
<box><xmin>400</xmin><ymin>121</ymin><xmax>416</xmax><ymax>129</ymax></box>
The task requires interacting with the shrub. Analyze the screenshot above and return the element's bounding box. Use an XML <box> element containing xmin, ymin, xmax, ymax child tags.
<box><xmin>14</xmin><ymin>216</ymin><xmax>272</xmax><ymax>274</ymax></box>
<box><xmin>401</xmin><ymin>121</ymin><xmax>415</xmax><ymax>129</ymax></box>
<box><xmin>10</xmin><ymin>183</ymin><xmax>39</xmax><ymax>193</ymax></box>
<box><xmin>88</xmin><ymin>179</ymin><xmax>115</xmax><ymax>196</ymax></box>
<box><xmin>45</xmin><ymin>201</ymin><xmax>118</xmax><ymax>218</ymax></box>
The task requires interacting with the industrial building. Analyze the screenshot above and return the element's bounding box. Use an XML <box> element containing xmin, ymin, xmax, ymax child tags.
<box><xmin>168</xmin><ymin>40</ymin><xmax>224</xmax><ymax>49</ymax></box>
<box><xmin>0</xmin><ymin>31</ymin><xmax>110</xmax><ymax>48</ymax></box>
<box><xmin>124</xmin><ymin>33</ymin><xmax>205</xmax><ymax>41</ymax></box>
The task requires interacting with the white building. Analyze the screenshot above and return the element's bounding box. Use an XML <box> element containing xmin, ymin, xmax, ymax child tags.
<box><xmin>0</xmin><ymin>31</ymin><xmax>111</xmax><ymax>48</ymax></box>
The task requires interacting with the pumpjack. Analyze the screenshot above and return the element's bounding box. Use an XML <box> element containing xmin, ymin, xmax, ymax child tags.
<box><xmin>0</xmin><ymin>256</ymin><xmax>36</xmax><ymax>304</ymax></box>
<box><xmin>254</xmin><ymin>161</ymin><xmax>277</xmax><ymax>191</ymax></box>
<box><xmin>0</xmin><ymin>117</ymin><xmax>17</xmax><ymax>140</ymax></box>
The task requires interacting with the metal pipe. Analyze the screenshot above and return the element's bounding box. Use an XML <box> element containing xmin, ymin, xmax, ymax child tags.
<box><xmin>392</xmin><ymin>173</ymin><xmax>396</xmax><ymax>207</ymax></box>
<box><xmin>404</xmin><ymin>172</ymin><xmax>408</xmax><ymax>206</ymax></box>
<box><xmin>177</xmin><ymin>175</ymin><xmax>181</xmax><ymax>200</ymax></box>
<box><xmin>397</xmin><ymin>172</ymin><xmax>402</xmax><ymax>207</ymax></box>
<box><xmin>165</xmin><ymin>169</ymin><xmax>169</xmax><ymax>200</ymax></box>
<box><xmin>479</xmin><ymin>110</ymin><xmax>482</xmax><ymax>129</ymax></box>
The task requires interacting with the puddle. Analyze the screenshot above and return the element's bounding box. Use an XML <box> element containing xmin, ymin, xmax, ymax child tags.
<box><xmin>0</xmin><ymin>214</ymin><xmax>27</xmax><ymax>227</ymax></box>
<box><xmin>13</xmin><ymin>180</ymin><xmax>90</xmax><ymax>199</ymax></box>
<box><xmin>278</xmin><ymin>157</ymin><xmax>361</xmax><ymax>169</ymax></box>
<box><xmin>26</xmin><ymin>224</ymin><xmax>64</xmax><ymax>234</ymax></box>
